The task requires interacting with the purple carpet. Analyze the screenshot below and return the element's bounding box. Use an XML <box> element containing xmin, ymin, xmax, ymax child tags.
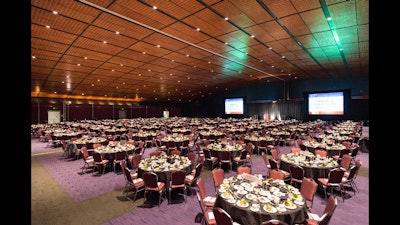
<box><xmin>32</xmin><ymin>131</ymin><xmax>369</xmax><ymax>225</ymax></box>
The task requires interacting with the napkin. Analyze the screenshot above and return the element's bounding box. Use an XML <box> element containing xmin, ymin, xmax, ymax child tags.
<box><xmin>208</xmin><ymin>212</ymin><xmax>215</xmax><ymax>220</ymax></box>
<box><xmin>204</xmin><ymin>196</ymin><xmax>216</xmax><ymax>203</ymax></box>
<box><xmin>133</xmin><ymin>178</ymin><xmax>143</xmax><ymax>184</ymax></box>
<box><xmin>241</xmin><ymin>173</ymin><xmax>262</xmax><ymax>185</ymax></box>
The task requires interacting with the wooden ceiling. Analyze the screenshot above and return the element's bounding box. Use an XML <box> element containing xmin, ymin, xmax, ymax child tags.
<box><xmin>31</xmin><ymin>0</ymin><xmax>369</xmax><ymax>103</ymax></box>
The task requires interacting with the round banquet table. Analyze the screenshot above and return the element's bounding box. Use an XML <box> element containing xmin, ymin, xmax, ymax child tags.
<box><xmin>214</xmin><ymin>175</ymin><xmax>308</xmax><ymax>225</ymax></box>
<box><xmin>137</xmin><ymin>154</ymin><xmax>192</xmax><ymax>188</ymax></box>
<box><xmin>279</xmin><ymin>152</ymin><xmax>339</xmax><ymax>179</ymax></box>
<box><xmin>302</xmin><ymin>141</ymin><xmax>346</xmax><ymax>157</ymax></box>
<box><xmin>206</xmin><ymin>143</ymin><xmax>243</xmax><ymax>159</ymax></box>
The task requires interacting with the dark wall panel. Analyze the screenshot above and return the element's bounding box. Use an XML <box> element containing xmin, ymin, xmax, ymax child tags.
<box><xmin>94</xmin><ymin>105</ymin><xmax>113</xmax><ymax>120</ymax></box>
<box><xmin>69</xmin><ymin>104</ymin><xmax>92</xmax><ymax>121</ymax></box>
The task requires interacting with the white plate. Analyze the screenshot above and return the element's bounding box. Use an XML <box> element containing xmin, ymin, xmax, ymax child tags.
<box><xmin>277</xmin><ymin>206</ymin><xmax>287</xmax><ymax>212</ymax></box>
<box><xmin>228</xmin><ymin>198</ymin><xmax>236</xmax><ymax>203</ymax></box>
<box><xmin>259</xmin><ymin>190</ymin><xmax>269</xmax><ymax>196</ymax></box>
<box><xmin>236</xmin><ymin>200</ymin><xmax>249</xmax><ymax>208</ymax></box>
<box><xmin>246</xmin><ymin>193</ymin><xmax>256</xmax><ymax>200</ymax></box>
<box><xmin>241</xmin><ymin>182</ymin><xmax>250</xmax><ymax>187</ymax></box>
<box><xmin>285</xmin><ymin>203</ymin><xmax>297</xmax><ymax>209</ymax></box>
<box><xmin>263</xmin><ymin>204</ymin><xmax>277</xmax><ymax>213</ymax></box>
<box><xmin>237</xmin><ymin>189</ymin><xmax>248</xmax><ymax>195</ymax></box>
<box><xmin>233</xmin><ymin>184</ymin><xmax>243</xmax><ymax>190</ymax></box>
<box><xmin>258</xmin><ymin>196</ymin><xmax>270</xmax><ymax>203</ymax></box>
<box><xmin>294</xmin><ymin>199</ymin><xmax>304</xmax><ymax>205</ymax></box>
<box><xmin>250</xmin><ymin>206</ymin><xmax>259</xmax><ymax>212</ymax></box>
<box><xmin>221</xmin><ymin>192</ymin><xmax>232</xmax><ymax>199</ymax></box>
<box><xmin>218</xmin><ymin>188</ymin><xmax>226</xmax><ymax>193</ymax></box>
<box><xmin>245</xmin><ymin>186</ymin><xmax>254</xmax><ymax>192</ymax></box>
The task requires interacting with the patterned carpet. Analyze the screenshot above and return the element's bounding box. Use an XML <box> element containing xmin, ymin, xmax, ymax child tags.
<box><xmin>31</xmin><ymin>128</ymin><xmax>369</xmax><ymax>225</ymax></box>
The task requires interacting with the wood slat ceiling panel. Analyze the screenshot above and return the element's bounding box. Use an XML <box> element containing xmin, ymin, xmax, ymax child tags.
<box><xmin>232</xmin><ymin>0</ymin><xmax>274</xmax><ymax>23</ymax></box>
<box><xmin>212</xmin><ymin>1</ymin><xmax>258</xmax><ymax>28</ymax></box>
<box><xmin>358</xmin><ymin>24</ymin><xmax>368</xmax><ymax>42</ymax></box>
<box><xmin>81</xmin><ymin>26</ymin><xmax>135</xmax><ymax>48</ymax></box>
<box><xmin>296</xmin><ymin>34</ymin><xmax>320</xmax><ymax>49</ymax></box>
<box><xmin>141</xmin><ymin>33</ymin><xmax>191</xmax><ymax>52</ymax></box>
<box><xmin>65</xmin><ymin>46</ymin><xmax>111</xmax><ymax>62</ymax></box>
<box><xmin>291</xmin><ymin>0</ymin><xmax>321</xmax><ymax>12</ymax></box>
<box><xmin>357</xmin><ymin>0</ymin><xmax>369</xmax><ymax>24</ymax></box>
<box><xmin>126</xmin><ymin>38</ymin><xmax>172</xmax><ymax>57</ymax></box>
<box><xmin>32</xmin><ymin>0</ymin><xmax>102</xmax><ymax>23</ymax></box>
<box><xmin>31</xmin><ymin>25</ymin><xmax>78</xmax><ymax>46</ymax></box>
<box><xmin>197</xmin><ymin>39</ymin><xmax>229</xmax><ymax>55</ymax></box>
<box><xmin>52</xmin><ymin>62</ymin><xmax>93</xmax><ymax>74</ymax></box>
<box><xmin>144</xmin><ymin>0</ymin><xmax>206</xmax><ymax>17</ymax></box>
<box><xmin>31</xmin><ymin>58</ymin><xmax>57</xmax><ymax>71</ymax></box>
<box><xmin>161</xmin><ymin>24</ymin><xmax>211</xmax><ymax>45</ymax></box>
<box><xmin>258</xmin><ymin>20</ymin><xmax>292</xmax><ymax>40</ymax></box>
<box><xmin>313</xmin><ymin>31</ymin><xmax>336</xmax><ymax>47</ymax></box>
<box><xmin>111</xmin><ymin>2</ymin><xmax>176</xmax><ymax>29</ymax></box>
<box><xmin>32</xmin><ymin>9</ymin><xmax>89</xmax><ymax>36</ymax></box>
<box><xmin>183</xmin><ymin>12</ymin><xmax>236</xmax><ymax>37</ymax></box>
<box><xmin>218</xmin><ymin>31</ymin><xmax>257</xmax><ymax>49</ymax></box>
<box><xmin>117</xmin><ymin>50</ymin><xmax>153</xmax><ymax>66</ymax></box>
<box><xmin>105</xmin><ymin>57</ymin><xmax>142</xmax><ymax>70</ymax></box>
<box><xmin>264</xmin><ymin>0</ymin><xmax>298</xmax><ymax>18</ymax></box>
<box><xmin>300</xmin><ymin>9</ymin><xmax>329</xmax><ymax>33</ymax></box>
<box><xmin>280</xmin><ymin>14</ymin><xmax>311</xmax><ymax>37</ymax></box>
<box><xmin>72</xmin><ymin>36</ymin><xmax>124</xmax><ymax>55</ymax></box>
<box><xmin>31</xmin><ymin>0</ymin><xmax>368</xmax><ymax>102</ymax></box>
<box><xmin>328</xmin><ymin>1</ymin><xmax>357</xmax><ymax>29</ymax></box>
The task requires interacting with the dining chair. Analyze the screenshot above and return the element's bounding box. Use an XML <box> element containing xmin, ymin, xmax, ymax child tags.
<box><xmin>237</xmin><ymin>165</ymin><xmax>252</xmax><ymax>175</ymax></box>
<box><xmin>270</xmin><ymin>148</ymin><xmax>280</xmax><ymax>161</ymax></box>
<box><xmin>212</xmin><ymin>207</ymin><xmax>241</xmax><ymax>225</ymax></box>
<box><xmin>314</xmin><ymin>149</ymin><xmax>328</xmax><ymax>157</ymax></box>
<box><xmin>349</xmin><ymin>144</ymin><xmax>360</xmax><ymax>164</ymax></box>
<box><xmin>142</xmin><ymin>171</ymin><xmax>166</xmax><ymax>207</ymax></box>
<box><xmin>180</xmin><ymin>139</ymin><xmax>190</xmax><ymax>154</ymax></box>
<box><xmin>92</xmin><ymin>151</ymin><xmax>110</xmax><ymax>175</ymax></box>
<box><xmin>197</xmin><ymin>177</ymin><xmax>216</xmax><ymax>208</ymax></box>
<box><xmin>261</xmin><ymin>151</ymin><xmax>270</xmax><ymax>177</ymax></box>
<box><xmin>196</xmin><ymin>191</ymin><xmax>216</xmax><ymax>225</ymax></box>
<box><xmin>170</xmin><ymin>149</ymin><xmax>181</xmax><ymax>156</ymax></box>
<box><xmin>185</xmin><ymin>163</ymin><xmax>203</xmax><ymax>196</ymax></box>
<box><xmin>203</xmin><ymin>148</ymin><xmax>218</xmax><ymax>170</ymax></box>
<box><xmin>129</xmin><ymin>154</ymin><xmax>141</xmax><ymax>178</ymax></box>
<box><xmin>289</xmin><ymin>164</ymin><xmax>304</xmax><ymax>188</ymax></box>
<box><xmin>219</xmin><ymin>151</ymin><xmax>232</xmax><ymax>170</ymax></box>
<box><xmin>332</xmin><ymin>148</ymin><xmax>351</xmax><ymax>162</ymax></box>
<box><xmin>305</xmin><ymin>195</ymin><xmax>337</xmax><ymax>225</ymax></box>
<box><xmin>300</xmin><ymin>177</ymin><xmax>318</xmax><ymax>210</ymax></box>
<box><xmin>79</xmin><ymin>147</ymin><xmax>94</xmax><ymax>174</ymax></box>
<box><xmin>167</xmin><ymin>140</ymin><xmax>177</xmax><ymax>153</ymax></box>
<box><xmin>120</xmin><ymin>160</ymin><xmax>138</xmax><ymax>179</ymax></box>
<box><xmin>212</xmin><ymin>168</ymin><xmax>225</xmax><ymax>193</ymax></box>
<box><xmin>149</xmin><ymin>150</ymin><xmax>160</xmax><ymax>157</ymax></box>
<box><xmin>187</xmin><ymin>151</ymin><xmax>197</xmax><ymax>172</ymax></box>
<box><xmin>257</xmin><ymin>139</ymin><xmax>268</xmax><ymax>155</ymax></box>
<box><xmin>233</xmin><ymin>150</ymin><xmax>249</xmax><ymax>168</ymax></box>
<box><xmin>339</xmin><ymin>154</ymin><xmax>353</xmax><ymax>171</ymax></box>
<box><xmin>113</xmin><ymin>150</ymin><xmax>127</xmax><ymax>173</ymax></box>
<box><xmin>342</xmin><ymin>160</ymin><xmax>362</xmax><ymax>196</ymax></box>
<box><xmin>122</xmin><ymin>166</ymin><xmax>144</xmax><ymax>202</ymax></box>
<box><xmin>168</xmin><ymin>170</ymin><xmax>187</xmax><ymax>204</ymax></box>
<box><xmin>268</xmin><ymin>158</ymin><xmax>290</xmax><ymax>181</ymax></box>
<box><xmin>260</xmin><ymin>219</ymin><xmax>289</xmax><ymax>225</ymax></box>
<box><xmin>317</xmin><ymin>167</ymin><xmax>346</xmax><ymax>202</ymax></box>
<box><xmin>290</xmin><ymin>147</ymin><xmax>301</xmax><ymax>154</ymax></box>
<box><xmin>269</xmin><ymin>169</ymin><xmax>285</xmax><ymax>180</ymax></box>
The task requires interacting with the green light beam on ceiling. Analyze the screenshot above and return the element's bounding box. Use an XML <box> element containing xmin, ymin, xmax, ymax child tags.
<box><xmin>320</xmin><ymin>0</ymin><xmax>350</xmax><ymax>75</ymax></box>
